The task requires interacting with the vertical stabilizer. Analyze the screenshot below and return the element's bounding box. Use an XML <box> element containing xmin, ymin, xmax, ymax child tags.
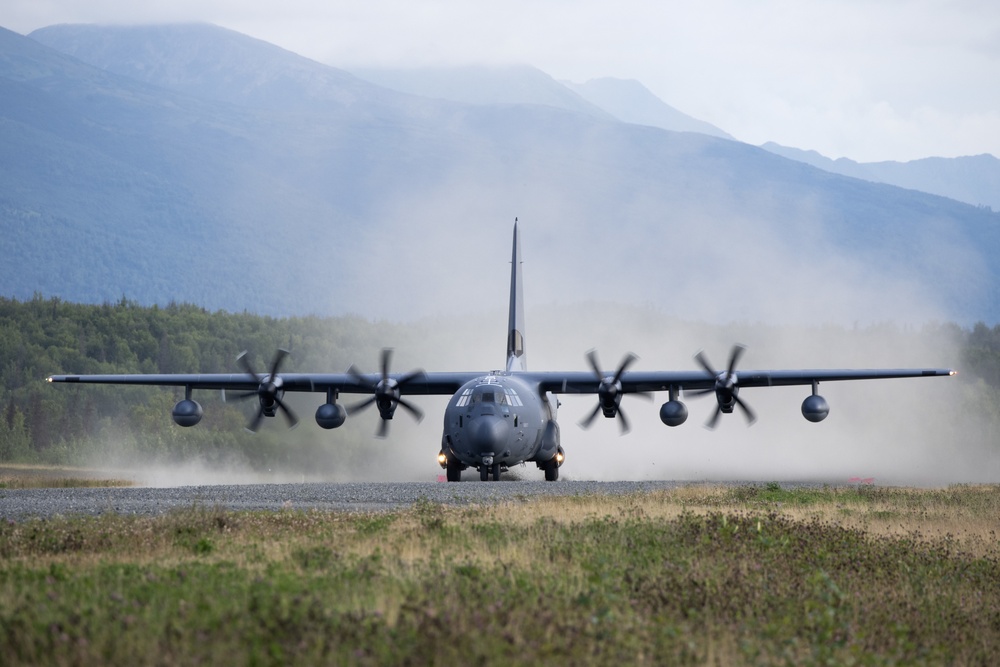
<box><xmin>506</xmin><ymin>219</ymin><xmax>526</xmax><ymax>372</ymax></box>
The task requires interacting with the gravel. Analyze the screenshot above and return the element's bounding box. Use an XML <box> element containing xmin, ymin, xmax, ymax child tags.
<box><xmin>0</xmin><ymin>480</ymin><xmax>706</xmax><ymax>520</ymax></box>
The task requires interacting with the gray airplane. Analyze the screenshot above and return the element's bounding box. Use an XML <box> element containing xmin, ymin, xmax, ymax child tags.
<box><xmin>48</xmin><ymin>222</ymin><xmax>955</xmax><ymax>482</ymax></box>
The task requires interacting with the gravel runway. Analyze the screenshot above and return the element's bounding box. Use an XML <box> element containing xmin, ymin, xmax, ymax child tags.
<box><xmin>0</xmin><ymin>480</ymin><xmax>716</xmax><ymax>520</ymax></box>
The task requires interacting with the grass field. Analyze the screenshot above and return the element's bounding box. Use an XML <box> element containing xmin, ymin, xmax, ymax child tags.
<box><xmin>1</xmin><ymin>482</ymin><xmax>998</xmax><ymax>665</ymax></box>
<box><xmin>0</xmin><ymin>464</ymin><xmax>135</xmax><ymax>489</ymax></box>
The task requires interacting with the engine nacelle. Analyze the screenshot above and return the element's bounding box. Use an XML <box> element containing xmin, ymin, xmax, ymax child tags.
<box><xmin>172</xmin><ymin>399</ymin><xmax>203</xmax><ymax>427</ymax></box>
<box><xmin>315</xmin><ymin>402</ymin><xmax>347</xmax><ymax>429</ymax></box>
<box><xmin>801</xmin><ymin>394</ymin><xmax>830</xmax><ymax>422</ymax></box>
<box><xmin>659</xmin><ymin>400</ymin><xmax>689</xmax><ymax>427</ymax></box>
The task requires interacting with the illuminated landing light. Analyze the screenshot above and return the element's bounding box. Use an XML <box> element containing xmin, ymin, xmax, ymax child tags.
<box><xmin>437</xmin><ymin>452</ymin><xmax>448</xmax><ymax>465</ymax></box>
<box><xmin>949</xmin><ymin>370</ymin><xmax>959</xmax><ymax>376</ymax></box>
<box><xmin>555</xmin><ymin>451</ymin><xmax>565</xmax><ymax>464</ymax></box>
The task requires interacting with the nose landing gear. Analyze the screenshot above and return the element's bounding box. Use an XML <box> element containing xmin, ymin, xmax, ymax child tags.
<box><xmin>479</xmin><ymin>456</ymin><xmax>502</xmax><ymax>481</ymax></box>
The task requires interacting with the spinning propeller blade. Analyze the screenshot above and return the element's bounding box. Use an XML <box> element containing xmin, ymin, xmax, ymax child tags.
<box><xmin>578</xmin><ymin>350</ymin><xmax>647</xmax><ymax>435</ymax></box>
<box><xmin>233</xmin><ymin>349</ymin><xmax>298</xmax><ymax>432</ymax></box>
<box><xmin>691</xmin><ymin>345</ymin><xmax>756</xmax><ymax>429</ymax></box>
<box><xmin>347</xmin><ymin>348</ymin><xmax>424</xmax><ymax>437</ymax></box>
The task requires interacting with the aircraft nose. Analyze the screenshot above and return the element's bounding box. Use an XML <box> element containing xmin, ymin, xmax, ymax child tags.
<box><xmin>466</xmin><ymin>415</ymin><xmax>510</xmax><ymax>454</ymax></box>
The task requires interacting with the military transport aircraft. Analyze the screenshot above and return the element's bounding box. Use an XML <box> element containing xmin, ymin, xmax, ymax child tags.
<box><xmin>48</xmin><ymin>222</ymin><xmax>955</xmax><ymax>482</ymax></box>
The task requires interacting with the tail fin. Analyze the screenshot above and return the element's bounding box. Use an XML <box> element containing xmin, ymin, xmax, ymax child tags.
<box><xmin>506</xmin><ymin>219</ymin><xmax>526</xmax><ymax>372</ymax></box>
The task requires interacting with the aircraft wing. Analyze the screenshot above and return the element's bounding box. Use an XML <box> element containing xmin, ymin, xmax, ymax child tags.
<box><xmin>533</xmin><ymin>368</ymin><xmax>956</xmax><ymax>395</ymax></box>
<box><xmin>46</xmin><ymin>371</ymin><xmax>481</xmax><ymax>396</ymax></box>
<box><xmin>48</xmin><ymin>365</ymin><xmax>955</xmax><ymax>397</ymax></box>
<box><xmin>722</xmin><ymin>368</ymin><xmax>956</xmax><ymax>388</ymax></box>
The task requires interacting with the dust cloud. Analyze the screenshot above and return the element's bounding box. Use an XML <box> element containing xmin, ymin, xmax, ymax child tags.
<box><xmin>85</xmin><ymin>147</ymin><xmax>995</xmax><ymax>487</ymax></box>
<box><xmin>87</xmin><ymin>305</ymin><xmax>989</xmax><ymax>488</ymax></box>
<box><xmin>526</xmin><ymin>309</ymin><xmax>985</xmax><ymax>486</ymax></box>
<box><xmin>316</xmin><ymin>187</ymin><xmax>989</xmax><ymax>485</ymax></box>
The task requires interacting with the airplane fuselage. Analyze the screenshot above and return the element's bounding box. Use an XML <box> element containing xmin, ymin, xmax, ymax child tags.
<box><xmin>440</xmin><ymin>373</ymin><xmax>561</xmax><ymax>480</ymax></box>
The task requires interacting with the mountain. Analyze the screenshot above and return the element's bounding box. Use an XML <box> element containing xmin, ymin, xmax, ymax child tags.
<box><xmin>4</xmin><ymin>23</ymin><xmax>1000</xmax><ymax>327</ymax></box>
<box><xmin>762</xmin><ymin>143</ymin><xmax>1000</xmax><ymax>211</ymax></box>
<box><xmin>348</xmin><ymin>68</ymin><xmax>732</xmax><ymax>140</ymax></box>
<box><xmin>30</xmin><ymin>23</ymin><xmax>415</xmax><ymax>114</ymax></box>
<box><xmin>564</xmin><ymin>77</ymin><xmax>733</xmax><ymax>139</ymax></box>
<box><xmin>349</xmin><ymin>64</ymin><xmax>611</xmax><ymax>118</ymax></box>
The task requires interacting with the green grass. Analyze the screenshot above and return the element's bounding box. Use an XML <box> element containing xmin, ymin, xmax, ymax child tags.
<box><xmin>1</xmin><ymin>486</ymin><xmax>999</xmax><ymax>665</ymax></box>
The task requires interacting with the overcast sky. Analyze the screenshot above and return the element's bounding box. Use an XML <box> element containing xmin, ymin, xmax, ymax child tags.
<box><xmin>6</xmin><ymin>0</ymin><xmax>999</xmax><ymax>162</ymax></box>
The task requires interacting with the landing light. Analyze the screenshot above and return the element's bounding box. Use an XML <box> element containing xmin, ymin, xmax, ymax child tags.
<box><xmin>437</xmin><ymin>452</ymin><xmax>448</xmax><ymax>465</ymax></box>
<box><xmin>555</xmin><ymin>451</ymin><xmax>565</xmax><ymax>464</ymax></box>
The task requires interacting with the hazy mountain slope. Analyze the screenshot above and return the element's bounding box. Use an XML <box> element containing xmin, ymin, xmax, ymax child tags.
<box><xmin>564</xmin><ymin>77</ymin><xmax>733</xmax><ymax>139</ymax></box>
<box><xmin>29</xmin><ymin>23</ymin><xmax>411</xmax><ymax>114</ymax></box>
<box><xmin>0</xmin><ymin>26</ymin><xmax>260</xmax><ymax>306</ymax></box>
<box><xmin>4</xmin><ymin>24</ymin><xmax>1000</xmax><ymax>327</ymax></box>
<box><xmin>349</xmin><ymin>64</ymin><xmax>611</xmax><ymax>118</ymax></box>
<box><xmin>762</xmin><ymin>143</ymin><xmax>1000</xmax><ymax>211</ymax></box>
<box><xmin>1</xmin><ymin>25</ymin><xmax>390</xmax><ymax>314</ymax></box>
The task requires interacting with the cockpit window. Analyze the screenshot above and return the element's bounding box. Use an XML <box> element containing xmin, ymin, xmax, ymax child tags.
<box><xmin>457</xmin><ymin>383</ymin><xmax>522</xmax><ymax>408</ymax></box>
<box><xmin>473</xmin><ymin>391</ymin><xmax>506</xmax><ymax>405</ymax></box>
<box><xmin>504</xmin><ymin>387</ymin><xmax>523</xmax><ymax>406</ymax></box>
<box><xmin>456</xmin><ymin>388</ymin><xmax>473</xmax><ymax>407</ymax></box>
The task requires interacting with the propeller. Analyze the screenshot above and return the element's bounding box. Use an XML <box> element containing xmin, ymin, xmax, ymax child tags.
<box><xmin>347</xmin><ymin>348</ymin><xmax>425</xmax><ymax>438</ymax></box>
<box><xmin>689</xmin><ymin>344</ymin><xmax>756</xmax><ymax>429</ymax></box>
<box><xmin>232</xmin><ymin>348</ymin><xmax>299</xmax><ymax>432</ymax></box>
<box><xmin>578</xmin><ymin>350</ymin><xmax>649</xmax><ymax>434</ymax></box>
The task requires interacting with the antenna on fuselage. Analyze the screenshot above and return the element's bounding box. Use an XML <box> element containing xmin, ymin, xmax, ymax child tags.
<box><xmin>506</xmin><ymin>218</ymin><xmax>526</xmax><ymax>372</ymax></box>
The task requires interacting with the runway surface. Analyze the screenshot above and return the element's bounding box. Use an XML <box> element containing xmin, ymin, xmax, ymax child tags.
<box><xmin>0</xmin><ymin>480</ymin><xmax>723</xmax><ymax>520</ymax></box>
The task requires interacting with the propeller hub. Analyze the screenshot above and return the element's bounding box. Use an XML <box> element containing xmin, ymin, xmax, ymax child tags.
<box><xmin>579</xmin><ymin>350</ymin><xmax>639</xmax><ymax>434</ymax></box>
<box><xmin>235</xmin><ymin>349</ymin><xmax>298</xmax><ymax>432</ymax></box>
<box><xmin>694</xmin><ymin>345</ymin><xmax>756</xmax><ymax>429</ymax></box>
<box><xmin>598</xmin><ymin>378</ymin><xmax>621</xmax><ymax>404</ymax></box>
<box><xmin>347</xmin><ymin>348</ymin><xmax>425</xmax><ymax>437</ymax></box>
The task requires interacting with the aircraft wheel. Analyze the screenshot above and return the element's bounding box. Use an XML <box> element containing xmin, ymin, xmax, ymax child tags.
<box><xmin>446</xmin><ymin>459</ymin><xmax>462</xmax><ymax>482</ymax></box>
<box><xmin>491</xmin><ymin>462</ymin><xmax>501</xmax><ymax>481</ymax></box>
<box><xmin>544</xmin><ymin>458</ymin><xmax>559</xmax><ymax>482</ymax></box>
<box><xmin>480</xmin><ymin>466</ymin><xmax>489</xmax><ymax>482</ymax></box>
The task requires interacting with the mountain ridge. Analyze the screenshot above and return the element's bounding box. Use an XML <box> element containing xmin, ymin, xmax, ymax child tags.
<box><xmin>3</xmin><ymin>23</ymin><xmax>999</xmax><ymax>326</ymax></box>
<box><xmin>762</xmin><ymin>142</ymin><xmax>1000</xmax><ymax>211</ymax></box>
<box><xmin>564</xmin><ymin>77</ymin><xmax>732</xmax><ymax>140</ymax></box>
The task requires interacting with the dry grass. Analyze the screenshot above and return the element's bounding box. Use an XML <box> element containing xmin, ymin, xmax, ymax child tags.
<box><xmin>0</xmin><ymin>464</ymin><xmax>136</xmax><ymax>489</ymax></box>
<box><xmin>2</xmin><ymin>485</ymin><xmax>999</xmax><ymax>665</ymax></box>
<box><xmin>437</xmin><ymin>484</ymin><xmax>1000</xmax><ymax>556</ymax></box>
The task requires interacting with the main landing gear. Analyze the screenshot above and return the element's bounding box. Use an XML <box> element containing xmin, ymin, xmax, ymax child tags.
<box><xmin>540</xmin><ymin>446</ymin><xmax>565</xmax><ymax>482</ymax></box>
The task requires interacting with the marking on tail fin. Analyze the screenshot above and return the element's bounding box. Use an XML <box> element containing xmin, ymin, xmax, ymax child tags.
<box><xmin>506</xmin><ymin>218</ymin><xmax>526</xmax><ymax>372</ymax></box>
